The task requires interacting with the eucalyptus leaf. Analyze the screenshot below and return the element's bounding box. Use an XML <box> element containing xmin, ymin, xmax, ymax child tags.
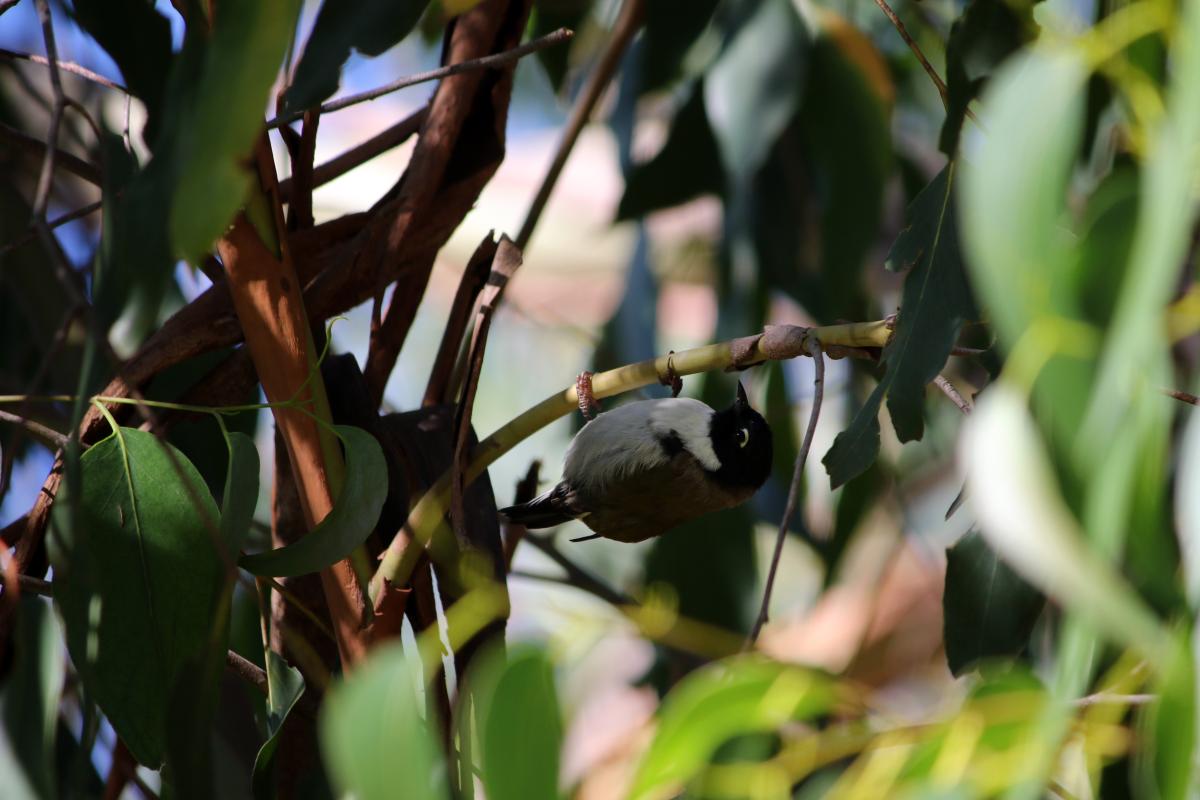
<box><xmin>170</xmin><ymin>0</ymin><xmax>304</xmax><ymax>260</ymax></box>
<box><xmin>284</xmin><ymin>0</ymin><xmax>431</xmax><ymax>112</ymax></box>
<box><xmin>252</xmin><ymin>652</ymin><xmax>306</xmax><ymax>800</ymax></box>
<box><xmin>473</xmin><ymin>647</ymin><xmax>563</xmax><ymax>800</ymax></box>
<box><xmin>629</xmin><ymin>657</ymin><xmax>834</xmax><ymax>800</ymax></box>
<box><xmin>48</xmin><ymin>427</ymin><xmax>226</xmax><ymax>767</ymax></box>
<box><xmin>239</xmin><ymin>425</ymin><xmax>387</xmax><ymax>577</ymax></box>
<box><xmin>220</xmin><ymin>431</ymin><xmax>260</xmax><ymax>556</ymax></box>
<box><xmin>943</xmin><ymin>530</ymin><xmax>1044</xmax><ymax>676</ymax></box>
<box><xmin>0</xmin><ymin>597</ymin><xmax>64</xmax><ymax>799</ymax></box>
<box><xmin>320</xmin><ymin>641</ymin><xmax>447</xmax><ymax>800</ymax></box>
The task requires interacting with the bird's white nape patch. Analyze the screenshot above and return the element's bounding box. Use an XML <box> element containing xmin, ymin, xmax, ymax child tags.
<box><xmin>649</xmin><ymin>399</ymin><xmax>720</xmax><ymax>471</ymax></box>
<box><xmin>561</xmin><ymin>397</ymin><xmax>720</xmax><ymax>490</ymax></box>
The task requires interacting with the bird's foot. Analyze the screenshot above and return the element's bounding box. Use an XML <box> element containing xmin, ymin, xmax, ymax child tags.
<box><xmin>576</xmin><ymin>371</ymin><xmax>600</xmax><ymax>419</ymax></box>
<box><xmin>659</xmin><ymin>352</ymin><xmax>682</xmax><ymax>397</ymax></box>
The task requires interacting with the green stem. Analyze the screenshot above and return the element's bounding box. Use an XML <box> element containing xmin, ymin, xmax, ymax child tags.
<box><xmin>368</xmin><ymin>320</ymin><xmax>891</xmax><ymax>603</ymax></box>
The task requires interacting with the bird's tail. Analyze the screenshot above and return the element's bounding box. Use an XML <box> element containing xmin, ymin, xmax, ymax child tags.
<box><xmin>499</xmin><ymin>485</ymin><xmax>577</xmax><ymax>529</ymax></box>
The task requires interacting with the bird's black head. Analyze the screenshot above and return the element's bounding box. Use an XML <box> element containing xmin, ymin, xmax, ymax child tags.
<box><xmin>708</xmin><ymin>382</ymin><xmax>773</xmax><ymax>489</ymax></box>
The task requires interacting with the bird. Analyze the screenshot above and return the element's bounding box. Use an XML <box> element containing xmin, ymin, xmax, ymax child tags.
<box><xmin>500</xmin><ymin>382</ymin><xmax>773</xmax><ymax>543</ymax></box>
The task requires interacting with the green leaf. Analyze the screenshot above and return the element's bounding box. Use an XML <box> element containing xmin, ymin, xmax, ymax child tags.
<box><xmin>239</xmin><ymin>424</ymin><xmax>387</xmax><ymax>577</ymax></box>
<box><xmin>531</xmin><ymin>0</ymin><xmax>591</xmax><ymax>92</ymax></box>
<box><xmin>0</xmin><ymin>597</ymin><xmax>64</xmax><ymax>799</ymax></box>
<box><xmin>882</xmin><ymin>163</ymin><xmax>973</xmax><ymax>443</ymax></box>
<box><xmin>703</xmin><ymin>0</ymin><xmax>807</xmax><ymax>185</ymax></box>
<box><xmin>943</xmin><ymin>530</ymin><xmax>1044</xmax><ymax>676</ymax></box>
<box><xmin>220</xmin><ymin>431</ymin><xmax>260</xmax><ymax>555</ymax></box>
<box><xmin>72</xmin><ymin>0</ymin><xmax>175</xmax><ymax>144</ymax></box>
<box><xmin>797</xmin><ymin>31</ymin><xmax>892</xmax><ymax>320</ymax></box>
<box><xmin>473</xmin><ymin>647</ymin><xmax>563</xmax><ymax>800</ymax></box>
<box><xmin>284</xmin><ymin>0</ymin><xmax>430</xmax><ymax>112</ymax></box>
<box><xmin>617</xmin><ymin>83</ymin><xmax>725</xmax><ymax>220</ymax></box>
<box><xmin>641</xmin><ymin>0</ymin><xmax>721</xmax><ymax>93</ymax></box>
<box><xmin>252</xmin><ymin>652</ymin><xmax>306</xmax><ymax>800</ymax></box>
<box><xmin>938</xmin><ymin>0</ymin><xmax>1034</xmax><ymax>155</ymax></box>
<box><xmin>629</xmin><ymin>657</ymin><xmax>834</xmax><ymax>800</ymax></box>
<box><xmin>320</xmin><ymin>641</ymin><xmax>447</xmax><ymax>800</ymax></box>
<box><xmin>1138</xmin><ymin>630</ymin><xmax>1197</xmax><ymax>800</ymax></box>
<box><xmin>169</xmin><ymin>0</ymin><xmax>304</xmax><ymax>261</ymax></box>
<box><xmin>961</xmin><ymin>385</ymin><xmax>1170</xmax><ymax>666</ymax></box>
<box><xmin>48</xmin><ymin>427</ymin><xmax>226</xmax><ymax>767</ymax></box>
<box><xmin>959</xmin><ymin>47</ymin><xmax>1087</xmax><ymax>349</ymax></box>
<box><xmin>821</xmin><ymin>380</ymin><xmax>884</xmax><ymax>490</ymax></box>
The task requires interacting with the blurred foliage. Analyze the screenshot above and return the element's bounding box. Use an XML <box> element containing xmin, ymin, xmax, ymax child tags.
<box><xmin>0</xmin><ymin>0</ymin><xmax>1198</xmax><ymax>795</ymax></box>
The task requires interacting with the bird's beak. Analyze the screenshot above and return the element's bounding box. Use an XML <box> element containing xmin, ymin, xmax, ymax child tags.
<box><xmin>736</xmin><ymin>381</ymin><xmax>749</xmax><ymax>409</ymax></box>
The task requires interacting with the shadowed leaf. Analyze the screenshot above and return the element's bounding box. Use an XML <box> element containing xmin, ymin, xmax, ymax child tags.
<box><xmin>252</xmin><ymin>652</ymin><xmax>306</xmax><ymax>800</ymax></box>
<box><xmin>48</xmin><ymin>427</ymin><xmax>225</xmax><ymax>767</ymax></box>
<box><xmin>0</xmin><ymin>597</ymin><xmax>64</xmax><ymax>799</ymax></box>
<box><xmin>238</xmin><ymin>425</ymin><xmax>386</xmax><ymax>577</ymax></box>
<box><xmin>943</xmin><ymin>530</ymin><xmax>1044</xmax><ymax>676</ymax></box>
<box><xmin>284</xmin><ymin>0</ymin><xmax>432</xmax><ymax>112</ymax></box>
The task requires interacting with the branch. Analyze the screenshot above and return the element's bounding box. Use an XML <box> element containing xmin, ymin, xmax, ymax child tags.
<box><xmin>0</xmin><ymin>409</ymin><xmax>68</xmax><ymax>449</ymax></box>
<box><xmin>225</xmin><ymin>650</ymin><xmax>267</xmax><ymax>694</ymax></box>
<box><xmin>0</xmin><ymin>123</ymin><xmax>102</xmax><ymax>186</ymax></box>
<box><xmin>934</xmin><ymin>374</ymin><xmax>973</xmax><ymax>414</ymax></box>
<box><xmin>267</xmin><ymin>28</ymin><xmax>574</xmax><ymax>129</ymax></box>
<box><xmin>0</xmin><ymin>199</ymin><xmax>102</xmax><ymax>258</ymax></box>
<box><xmin>515</xmin><ymin>1</ymin><xmax>644</xmax><ymax>249</ymax></box>
<box><xmin>747</xmin><ymin>336</ymin><xmax>825</xmax><ymax>647</ymax></box>
<box><xmin>521</xmin><ymin>533</ymin><xmax>635</xmax><ymax>607</ymax></box>
<box><xmin>0</xmin><ymin>47</ymin><xmax>128</xmax><ymax>93</ymax></box>
<box><xmin>1163</xmin><ymin>387</ymin><xmax>1200</xmax><ymax>406</ymax></box>
<box><xmin>370</xmin><ymin>321</ymin><xmax>887</xmax><ymax>601</ymax></box>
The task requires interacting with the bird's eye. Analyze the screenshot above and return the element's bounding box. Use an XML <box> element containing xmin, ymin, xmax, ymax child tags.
<box><xmin>736</xmin><ymin>427</ymin><xmax>750</xmax><ymax>448</ymax></box>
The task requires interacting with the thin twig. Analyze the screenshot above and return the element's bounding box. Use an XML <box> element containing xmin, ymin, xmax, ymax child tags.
<box><xmin>1071</xmin><ymin>692</ymin><xmax>1154</xmax><ymax>708</ymax></box>
<box><xmin>0</xmin><ymin>0</ymin><xmax>23</xmax><ymax>16</ymax></box>
<box><xmin>0</xmin><ymin>48</ymin><xmax>128</xmax><ymax>92</ymax></box>
<box><xmin>267</xmin><ymin>28</ymin><xmax>574</xmax><ymax>129</ymax></box>
<box><xmin>0</xmin><ymin>409</ymin><xmax>68</xmax><ymax>449</ymax></box>
<box><xmin>747</xmin><ymin>335</ymin><xmax>825</xmax><ymax>648</ymax></box>
<box><xmin>871</xmin><ymin>0</ymin><xmax>949</xmax><ymax>106</ymax></box>
<box><xmin>522</xmin><ymin>532</ymin><xmax>634</xmax><ymax>607</ymax></box>
<box><xmin>0</xmin><ymin>122</ymin><xmax>102</xmax><ymax>185</ymax></box>
<box><xmin>225</xmin><ymin>650</ymin><xmax>267</xmax><ymax>695</ymax></box>
<box><xmin>0</xmin><ymin>199</ymin><xmax>102</xmax><ymax>258</ymax></box>
<box><xmin>515</xmin><ymin>0</ymin><xmax>644</xmax><ymax>249</ymax></box>
<box><xmin>1163</xmin><ymin>387</ymin><xmax>1200</xmax><ymax>406</ymax></box>
<box><xmin>933</xmin><ymin>374</ymin><xmax>972</xmax><ymax>414</ymax></box>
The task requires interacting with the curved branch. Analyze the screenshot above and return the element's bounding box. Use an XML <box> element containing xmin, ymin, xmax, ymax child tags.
<box><xmin>369</xmin><ymin>320</ymin><xmax>891</xmax><ymax>601</ymax></box>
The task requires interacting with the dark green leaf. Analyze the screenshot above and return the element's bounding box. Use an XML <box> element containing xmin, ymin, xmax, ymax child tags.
<box><xmin>48</xmin><ymin>427</ymin><xmax>225</xmax><ymax>767</ymax></box>
<box><xmin>821</xmin><ymin>381</ymin><xmax>883</xmax><ymax>490</ymax></box>
<box><xmin>320</xmin><ymin>641</ymin><xmax>447</xmax><ymax>800</ymax></box>
<box><xmin>0</xmin><ymin>597</ymin><xmax>64</xmax><ymax>799</ymax></box>
<box><xmin>882</xmin><ymin>162</ymin><xmax>973</xmax><ymax>443</ymax></box>
<box><xmin>641</xmin><ymin>0</ymin><xmax>720</xmax><ymax>93</ymax></box>
<box><xmin>617</xmin><ymin>84</ymin><xmax>725</xmax><ymax>220</ymax></box>
<box><xmin>72</xmin><ymin>0</ymin><xmax>175</xmax><ymax>144</ymax></box>
<box><xmin>252</xmin><ymin>652</ymin><xmax>306</xmax><ymax>800</ymax></box>
<box><xmin>220</xmin><ymin>432</ymin><xmax>260</xmax><ymax>555</ymax></box>
<box><xmin>531</xmin><ymin>0</ymin><xmax>592</xmax><ymax>92</ymax></box>
<box><xmin>629</xmin><ymin>657</ymin><xmax>834</xmax><ymax>800</ymax></box>
<box><xmin>704</xmin><ymin>0</ymin><xmax>807</xmax><ymax>185</ymax></box>
<box><xmin>943</xmin><ymin>530</ymin><xmax>1044</xmax><ymax>676</ymax></box>
<box><xmin>938</xmin><ymin>0</ymin><xmax>1034</xmax><ymax>155</ymax></box>
<box><xmin>284</xmin><ymin>0</ymin><xmax>430</xmax><ymax>112</ymax></box>
<box><xmin>239</xmin><ymin>425</ymin><xmax>387</xmax><ymax>577</ymax></box>
<box><xmin>170</xmin><ymin>0</ymin><xmax>304</xmax><ymax>260</ymax></box>
<box><xmin>474</xmin><ymin>647</ymin><xmax>563</xmax><ymax>800</ymax></box>
<box><xmin>798</xmin><ymin>33</ymin><xmax>892</xmax><ymax>320</ymax></box>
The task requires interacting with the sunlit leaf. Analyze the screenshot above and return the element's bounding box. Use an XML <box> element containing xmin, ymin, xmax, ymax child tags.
<box><xmin>1137</xmin><ymin>630</ymin><xmax>1197</xmax><ymax>800</ymax></box>
<box><xmin>170</xmin><ymin>0</ymin><xmax>304</xmax><ymax>260</ymax></box>
<box><xmin>943</xmin><ymin>530</ymin><xmax>1044</xmax><ymax>676</ymax></box>
<box><xmin>630</xmin><ymin>657</ymin><xmax>834</xmax><ymax>800</ymax></box>
<box><xmin>238</xmin><ymin>424</ymin><xmax>386</xmax><ymax>577</ymax></box>
<box><xmin>320</xmin><ymin>642</ymin><xmax>446</xmax><ymax>800</ymax></box>
<box><xmin>284</xmin><ymin>0</ymin><xmax>431</xmax><ymax>112</ymax></box>
<box><xmin>473</xmin><ymin>647</ymin><xmax>563</xmax><ymax>800</ymax></box>
<box><xmin>959</xmin><ymin>385</ymin><xmax>1170</xmax><ymax>665</ymax></box>
<box><xmin>48</xmin><ymin>427</ymin><xmax>226</xmax><ymax>767</ymax></box>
